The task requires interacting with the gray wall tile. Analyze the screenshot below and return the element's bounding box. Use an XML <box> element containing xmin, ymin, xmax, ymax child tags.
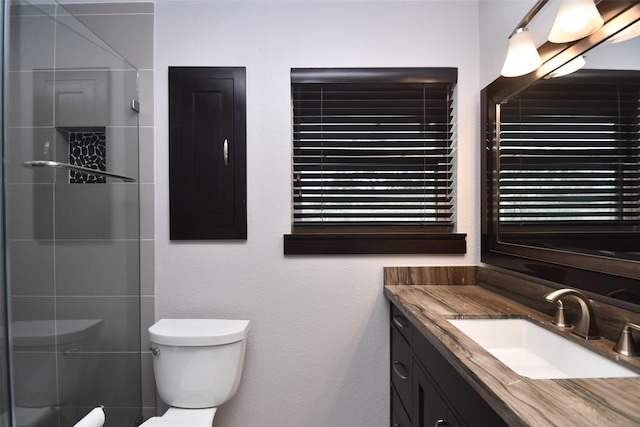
<box><xmin>138</xmin><ymin>126</ymin><xmax>154</xmax><ymax>183</ymax></box>
<box><xmin>140</xmin><ymin>295</ymin><xmax>154</xmax><ymax>347</ymax></box>
<box><xmin>7</xmin><ymin>183</ymin><xmax>54</xmax><ymax>240</ymax></box>
<box><xmin>57</xmin><ymin>296</ymin><xmax>140</xmax><ymax>351</ymax></box>
<box><xmin>55</xmin><ymin>240</ymin><xmax>140</xmax><ymax>296</ymax></box>
<box><xmin>54</xmin><ymin>15</ymin><xmax>133</xmax><ymax>72</ymax></box>
<box><xmin>106</xmin><ymin>70</ymin><xmax>139</xmax><ymax>127</ymax></box>
<box><xmin>141</xmin><ymin>352</ymin><xmax>156</xmax><ymax>407</ymax></box>
<box><xmin>8</xmin><ymin>13</ymin><xmax>55</xmax><ymax>71</ymax></box>
<box><xmin>10</xmin><ymin>296</ymin><xmax>55</xmax><ymax>322</ymax></box>
<box><xmin>67</xmin><ymin>14</ymin><xmax>154</xmax><ymax>70</ymax></box>
<box><xmin>139</xmin><ymin>184</ymin><xmax>154</xmax><ymax>240</ymax></box>
<box><xmin>138</xmin><ymin>71</ymin><xmax>154</xmax><ymax>127</ymax></box>
<box><xmin>55</xmin><ymin>183</ymin><xmax>139</xmax><ymax>240</ymax></box>
<box><xmin>12</xmin><ymin>351</ymin><xmax>58</xmax><ymax>407</ymax></box>
<box><xmin>9</xmin><ymin>240</ymin><xmax>54</xmax><ymax>296</ymax></box>
<box><xmin>8</xmin><ymin>71</ymin><xmax>54</xmax><ymax>127</ymax></box>
<box><xmin>61</xmin><ymin>2</ymin><xmax>154</xmax><ymax>15</ymax></box>
<box><xmin>140</xmin><ymin>241</ymin><xmax>154</xmax><ymax>296</ymax></box>
<box><xmin>69</xmin><ymin>353</ymin><xmax>141</xmax><ymax>407</ymax></box>
<box><xmin>106</xmin><ymin>126</ymin><xmax>139</xmax><ymax>179</ymax></box>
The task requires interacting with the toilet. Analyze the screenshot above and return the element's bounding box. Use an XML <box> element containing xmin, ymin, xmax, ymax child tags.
<box><xmin>141</xmin><ymin>318</ymin><xmax>250</xmax><ymax>427</ymax></box>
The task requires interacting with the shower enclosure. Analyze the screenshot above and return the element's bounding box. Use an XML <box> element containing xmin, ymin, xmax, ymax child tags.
<box><xmin>1</xmin><ymin>1</ymin><xmax>142</xmax><ymax>426</ymax></box>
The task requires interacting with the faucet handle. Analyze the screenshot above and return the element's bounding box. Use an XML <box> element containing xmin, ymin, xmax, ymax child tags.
<box><xmin>551</xmin><ymin>300</ymin><xmax>572</xmax><ymax>328</ymax></box>
<box><xmin>613</xmin><ymin>323</ymin><xmax>640</xmax><ymax>357</ymax></box>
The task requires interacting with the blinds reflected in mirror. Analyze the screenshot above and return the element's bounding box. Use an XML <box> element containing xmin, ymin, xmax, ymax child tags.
<box><xmin>498</xmin><ymin>69</ymin><xmax>640</xmax><ymax>229</ymax></box>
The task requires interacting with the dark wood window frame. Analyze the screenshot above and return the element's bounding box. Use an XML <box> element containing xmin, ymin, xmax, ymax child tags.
<box><xmin>284</xmin><ymin>68</ymin><xmax>466</xmax><ymax>255</ymax></box>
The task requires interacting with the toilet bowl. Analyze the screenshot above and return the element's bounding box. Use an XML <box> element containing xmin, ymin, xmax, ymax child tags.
<box><xmin>141</xmin><ymin>318</ymin><xmax>250</xmax><ymax>427</ymax></box>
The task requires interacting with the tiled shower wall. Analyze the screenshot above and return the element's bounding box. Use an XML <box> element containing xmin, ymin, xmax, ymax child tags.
<box><xmin>7</xmin><ymin>1</ymin><xmax>156</xmax><ymax>423</ymax></box>
<box><xmin>63</xmin><ymin>2</ymin><xmax>156</xmax><ymax>419</ymax></box>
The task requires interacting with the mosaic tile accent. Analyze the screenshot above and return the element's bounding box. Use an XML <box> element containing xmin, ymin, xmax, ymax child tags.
<box><xmin>69</xmin><ymin>131</ymin><xmax>106</xmax><ymax>183</ymax></box>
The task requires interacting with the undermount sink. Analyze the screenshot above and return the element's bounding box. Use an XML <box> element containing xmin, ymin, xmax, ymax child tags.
<box><xmin>448</xmin><ymin>318</ymin><xmax>639</xmax><ymax>380</ymax></box>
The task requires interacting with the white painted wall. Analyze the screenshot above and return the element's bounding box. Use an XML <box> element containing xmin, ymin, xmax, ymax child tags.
<box><xmin>154</xmin><ymin>1</ymin><xmax>481</xmax><ymax>426</ymax></box>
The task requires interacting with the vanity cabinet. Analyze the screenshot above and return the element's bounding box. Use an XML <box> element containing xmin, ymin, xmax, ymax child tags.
<box><xmin>390</xmin><ymin>302</ymin><xmax>507</xmax><ymax>427</ymax></box>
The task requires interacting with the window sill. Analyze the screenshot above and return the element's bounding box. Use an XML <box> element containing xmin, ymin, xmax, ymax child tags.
<box><xmin>283</xmin><ymin>233</ymin><xmax>466</xmax><ymax>255</ymax></box>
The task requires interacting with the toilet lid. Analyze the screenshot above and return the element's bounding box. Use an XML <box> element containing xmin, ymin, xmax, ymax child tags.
<box><xmin>149</xmin><ymin>319</ymin><xmax>249</xmax><ymax>346</ymax></box>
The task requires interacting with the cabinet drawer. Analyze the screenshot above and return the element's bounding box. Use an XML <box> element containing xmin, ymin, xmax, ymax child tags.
<box><xmin>391</xmin><ymin>386</ymin><xmax>411</xmax><ymax>427</ymax></box>
<box><xmin>413</xmin><ymin>327</ymin><xmax>507</xmax><ymax>427</ymax></box>
<box><xmin>391</xmin><ymin>303</ymin><xmax>412</xmax><ymax>344</ymax></box>
<box><xmin>391</xmin><ymin>322</ymin><xmax>412</xmax><ymax>417</ymax></box>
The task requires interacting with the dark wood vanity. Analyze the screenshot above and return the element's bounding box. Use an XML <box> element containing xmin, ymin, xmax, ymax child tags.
<box><xmin>385</xmin><ymin>266</ymin><xmax>640</xmax><ymax>427</ymax></box>
<box><xmin>390</xmin><ymin>302</ymin><xmax>506</xmax><ymax>427</ymax></box>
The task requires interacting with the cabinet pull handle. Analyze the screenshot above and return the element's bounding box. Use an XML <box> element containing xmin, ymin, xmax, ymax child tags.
<box><xmin>393</xmin><ymin>315</ymin><xmax>408</xmax><ymax>329</ymax></box>
<box><xmin>434</xmin><ymin>420</ymin><xmax>447</xmax><ymax>427</ymax></box>
<box><xmin>392</xmin><ymin>361</ymin><xmax>408</xmax><ymax>380</ymax></box>
<box><xmin>223</xmin><ymin>139</ymin><xmax>229</xmax><ymax>166</ymax></box>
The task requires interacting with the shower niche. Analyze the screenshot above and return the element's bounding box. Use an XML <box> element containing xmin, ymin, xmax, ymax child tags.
<box><xmin>61</xmin><ymin>128</ymin><xmax>108</xmax><ymax>183</ymax></box>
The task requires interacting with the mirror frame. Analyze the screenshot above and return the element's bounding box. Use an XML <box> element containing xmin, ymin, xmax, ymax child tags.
<box><xmin>481</xmin><ymin>0</ymin><xmax>640</xmax><ymax>307</ymax></box>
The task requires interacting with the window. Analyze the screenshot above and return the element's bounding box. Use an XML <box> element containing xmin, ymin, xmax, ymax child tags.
<box><xmin>498</xmin><ymin>70</ymin><xmax>640</xmax><ymax>231</ymax></box>
<box><xmin>284</xmin><ymin>68</ymin><xmax>465</xmax><ymax>255</ymax></box>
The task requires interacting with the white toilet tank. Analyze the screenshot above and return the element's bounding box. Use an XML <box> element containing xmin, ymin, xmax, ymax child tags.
<box><xmin>149</xmin><ymin>319</ymin><xmax>250</xmax><ymax>409</ymax></box>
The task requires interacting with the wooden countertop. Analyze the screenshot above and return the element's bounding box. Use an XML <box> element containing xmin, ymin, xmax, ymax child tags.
<box><xmin>384</xmin><ymin>285</ymin><xmax>640</xmax><ymax>427</ymax></box>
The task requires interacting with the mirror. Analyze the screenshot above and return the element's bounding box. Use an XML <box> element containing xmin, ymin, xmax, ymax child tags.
<box><xmin>482</xmin><ymin>1</ymin><xmax>640</xmax><ymax>307</ymax></box>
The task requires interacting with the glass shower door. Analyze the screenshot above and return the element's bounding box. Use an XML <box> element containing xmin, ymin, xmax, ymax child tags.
<box><xmin>4</xmin><ymin>1</ymin><xmax>141</xmax><ymax>426</ymax></box>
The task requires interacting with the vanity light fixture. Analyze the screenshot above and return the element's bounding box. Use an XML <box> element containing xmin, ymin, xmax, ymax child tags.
<box><xmin>610</xmin><ymin>20</ymin><xmax>640</xmax><ymax>43</ymax></box>
<box><xmin>548</xmin><ymin>0</ymin><xmax>604</xmax><ymax>43</ymax></box>
<box><xmin>501</xmin><ymin>28</ymin><xmax>543</xmax><ymax>77</ymax></box>
<box><xmin>500</xmin><ymin>0</ymin><xmax>549</xmax><ymax>77</ymax></box>
<box><xmin>500</xmin><ymin>0</ymin><xmax>605</xmax><ymax>78</ymax></box>
<box><xmin>545</xmin><ymin>55</ymin><xmax>586</xmax><ymax>78</ymax></box>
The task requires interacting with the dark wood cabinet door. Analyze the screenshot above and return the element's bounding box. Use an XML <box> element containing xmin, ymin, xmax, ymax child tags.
<box><xmin>413</xmin><ymin>360</ymin><xmax>458</xmax><ymax>427</ymax></box>
<box><xmin>169</xmin><ymin>67</ymin><xmax>247</xmax><ymax>240</ymax></box>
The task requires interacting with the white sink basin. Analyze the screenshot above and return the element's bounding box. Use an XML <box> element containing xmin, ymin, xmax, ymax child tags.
<box><xmin>448</xmin><ymin>318</ymin><xmax>639</xmax><ymax>380</ymax></box>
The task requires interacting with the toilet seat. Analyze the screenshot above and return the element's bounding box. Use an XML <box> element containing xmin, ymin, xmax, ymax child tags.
<box><xmin>139</xmin><ymin>407</ymin><xmax>217</xmax><ymax>427</ymax></box>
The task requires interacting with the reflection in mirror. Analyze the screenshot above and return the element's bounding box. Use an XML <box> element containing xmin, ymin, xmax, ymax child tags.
<box><xmin>498</xmin><ymin>69</ymin><xmax>640</xmax><ymax>261</ymax></box>
<box><xmin>482</xmin><ymin>1</ymin><xmax>640</xmax><ymax>308</ymax></box>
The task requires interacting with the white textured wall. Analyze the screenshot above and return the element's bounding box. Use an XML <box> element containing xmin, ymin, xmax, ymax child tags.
<box><xmin>154</xmin><ymin>1</ymin><xmax>480</xmax><ymax>426</ymax></box>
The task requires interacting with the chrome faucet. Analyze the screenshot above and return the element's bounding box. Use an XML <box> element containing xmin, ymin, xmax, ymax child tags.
<box><xmin>545</xmin><ymin>288</ymin><xmax>600</xmax><ymax>340</ymax></box>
